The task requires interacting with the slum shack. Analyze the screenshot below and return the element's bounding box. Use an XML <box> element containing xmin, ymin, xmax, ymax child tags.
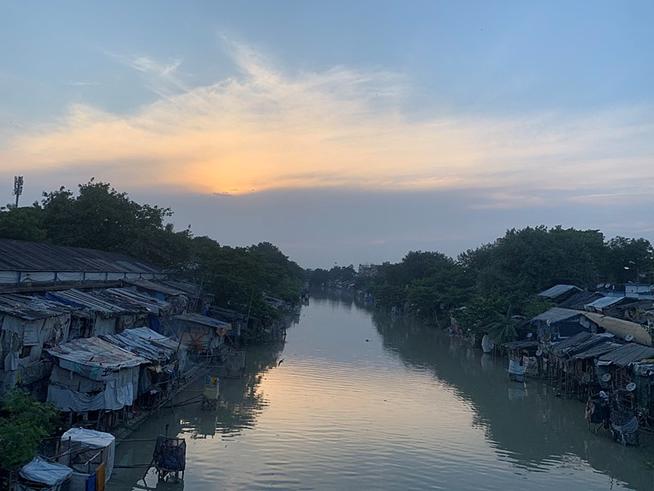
<box><xmin>547</xmin><ymin>332</ymin><xmax>619</xmax><ymax>398</ymax></box>
<box><xmin>58</xmin><ymin>427</ymin><xmax>115</xmax><ymax>491</ymax></box>
<box><xmin>596</xmin><ymin>343</ymin><xmax>654</xmax><ymax>397</ymax></box>
<box><xmin>167</xmin><ymin>313</ymin><xmax>231</xmax><ymax>358</ymax></box>
<box><xmin>125</xmin><ymin>279</ymin><xmax>190</xmax><ymax>314</ymax></box>
<box><xmin>101</xmin><ymin>327</ymin><xmax>185</xmax><ymax>407</ymax></box>
<box><xmin>46</xmin><ymin>289</ymin><xmax>133</xmax><ymax>337</ymax></box>
<box><xmin>97</xmin><ymin>287</ymin><xmax>172</xmax><ymax>332</ymax></box>
<box><xmin>631</xmin><ymin>361</ymin><xmax>654</xmax><ymax>428</ymax></box>
<box><xmin>532</xmin><ymin>307</ymin><xmax>588</xmax><ymax>342</ymax></box>
<box><xmin>46</xmin><ymin>337</ymin><xmax>147</xmax><ymax>428</ymax></box>
<box><xmin>0</xmin><ymin>294</ymin><xmax>71</xmax><ymax>396</ymax></box>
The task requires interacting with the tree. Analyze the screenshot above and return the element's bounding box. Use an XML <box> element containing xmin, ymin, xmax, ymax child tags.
<box><xmin>0</xmin><ymin>390</ymin><xmax>59</xmax><ymax>471</ymax></box>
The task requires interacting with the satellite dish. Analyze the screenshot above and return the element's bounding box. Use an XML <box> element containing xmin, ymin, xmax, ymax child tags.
<box><xmin>536</xmin><ymin>349</ymin><xmax>543</xmax><ymax>357</ymax></box>
<box><xmin>626</xmin><ymin>382</ymin><xmax>636</xmax><ymax>392</ymax></box>
<box><xmin>601</xmin><ymin>373</ymin><xmax>612</xmax><ymax>383</ymax></box>
<box><xmin>625</xmin><ymin>334</ymin><xmax>634</xmax><ymax>342</ymax></box>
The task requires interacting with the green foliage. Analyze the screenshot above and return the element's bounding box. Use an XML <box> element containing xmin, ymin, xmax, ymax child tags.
<box><xmin>365</xmin><ymin>226</ymin><xmax>654</xmax><ymax>342</ymax></box>
<box><xmin>0</xmin><ymin>180</ymin><xmax>304</xmax><ymax>323</ymax></box>
<box><xmin>0</xmin><ymin>390</ymin><xmax>58</xmax><ymax>470</ymax></box>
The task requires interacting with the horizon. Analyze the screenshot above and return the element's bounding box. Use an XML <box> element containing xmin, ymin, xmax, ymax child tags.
<box><xmin>2</xmin><ymin>1</ymin><xmax>653</xmax><ymax>267</ymax></box>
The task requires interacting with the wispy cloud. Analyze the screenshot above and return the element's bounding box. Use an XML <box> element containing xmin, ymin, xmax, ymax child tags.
<box><xmin>2</xmin><ymin>41</ymin><xmax>654</xmax><ymax>205</ymax></box>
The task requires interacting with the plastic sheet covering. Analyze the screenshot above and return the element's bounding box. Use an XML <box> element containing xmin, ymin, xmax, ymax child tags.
<box><xmin>60</xmin><ymin>428</ymin><xmax>115</xmax><ymax>482</ymax></box>
<box><xmin>48</xmin><ymin>378</ymin><xmax>136</xmax><ymax>412</ymax></box>
<box><xmin>20</xmin><ymin>457</ymin><xmax>73</xmax><ymax>486</ymax></box>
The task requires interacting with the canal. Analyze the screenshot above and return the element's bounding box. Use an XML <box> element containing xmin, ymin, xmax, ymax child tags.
<box><xmin>111</xmin><ymin>294</ymin><xmax>654</xmax><ymax>490</ymax></box>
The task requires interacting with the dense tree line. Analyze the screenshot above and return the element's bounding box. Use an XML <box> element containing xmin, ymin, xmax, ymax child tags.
<box><xmin>0</xmin><ymin>181</ymin><xmax>304</xmax><ymax>320</ymax></box>
<box><xmin>346</xmin><ymin>227</ymin><xmax>654</xmax><ymax>341</ymax></box>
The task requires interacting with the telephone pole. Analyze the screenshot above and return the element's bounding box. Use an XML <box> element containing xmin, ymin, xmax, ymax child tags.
<box><xmin>13</xmin><ymin>176</ymin><xmax>23</xmax><ymax>208</ymax></box>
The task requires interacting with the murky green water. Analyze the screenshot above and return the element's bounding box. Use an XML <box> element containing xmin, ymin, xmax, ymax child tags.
<box><xmin>112</xmin><ymin>295</ymin><xmax>654</xmax><ymax>490</ymax></box>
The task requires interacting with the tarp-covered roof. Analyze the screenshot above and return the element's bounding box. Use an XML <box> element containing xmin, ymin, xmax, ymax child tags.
<box><xmin>531</xmin><ymin>307</ymin><xmax>582</xmax><ymax>324</ymax></box>
<box><xmin>597</xmin><ymin>343</ymin><xmax>654</xmax><ymax>367</ymax></box>
<box><xmin>537</xmin><ymin>284</ymin><xmax>581</xmax><ymax>300</ymax></box>
<box><xmin>0</xmin><ymin>238</ymin><xmax>160</xmax><ymax>273</ymax></box>
<box><xmin>174</xmin><ymin>312</ymin><xmax>231</xmax><ymax>329</ymax></box>
<box><xmin>19</xmin><ymin>457</ymin><xmax>73</xmax><ymax>486</ymax></box>
<box><xmin>582</xmin><ymin>312</ymin><xmax>652</xmax><ymax>346</ymax></box>
<box><xmin>48</xmin><ymin>336</ymin><xmax>147</xmax><ymax>369</ymax></box>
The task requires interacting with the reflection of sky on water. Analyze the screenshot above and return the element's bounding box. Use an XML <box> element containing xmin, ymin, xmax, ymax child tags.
<box><xmin>112</xmin><ymin>296</ymin><xmax>653</xmax><ymax>490</ymax></box>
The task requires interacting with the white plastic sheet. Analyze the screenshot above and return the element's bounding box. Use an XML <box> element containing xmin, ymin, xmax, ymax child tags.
<box><xmin>19</xmin><ymin>457</ymin><xmax>73</xmax><ymax>486</ymax></box>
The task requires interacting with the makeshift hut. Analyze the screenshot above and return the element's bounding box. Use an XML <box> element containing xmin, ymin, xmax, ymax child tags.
<box><xmin>46</xmin><ymin>289</ymin><xmax>133</xmax><ymax>337</ymax></box>
<box><xmin>125</xmin><ymin>279</ymin><xmax>190</xmax><ymax>313</ymax></box>
<box><xmin>167</xmin><ymin>313</ymin><xmax>231</xmax><ymax>356</ymax></box>
<box><xmin>547</xmin><ymin>332</ymin><xmax>620</xmax><ymax>398</ymax></box>
<box><xmin>96</xmin><ymin>287</ymin><xmax>172</xmax><ymax>332</ymax></box>
<box><xmin>0</xmin><ymin>294</ymin><xmax>71</xmax><ymax>395</ymax></box>
<box><xmin>46</xmin><ymin>337</ymin><xmax>146</xmax><ymax>426</ymax></box>
<box><xmin>58</xmin><ymin>428</ymin><xmax>115</xmax><ymax>491</ymax></box>
<box><xmin>531</xmin><ymin>308</ymin><xmax>587</xmax><ymax>342</ymax></box>
<box><xmin>596</xmin><ymin>343</ymin><xmax>654</xmax><ymax>398</ymax></box>
<box><xmin>101</xmin><ymin>327</ymin><xmax>185</xmax><ymax>405</ymax></box>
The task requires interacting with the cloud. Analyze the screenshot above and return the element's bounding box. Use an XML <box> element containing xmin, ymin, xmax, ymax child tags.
<box><xmin>2</xmin><ymin>41</ymin><xmax>654</xmax><ymax>205</ymax></box>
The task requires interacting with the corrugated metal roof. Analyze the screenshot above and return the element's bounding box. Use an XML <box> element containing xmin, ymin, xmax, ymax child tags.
<box><xmin>48</xmin><ymin>336</ymin><xmax>147</xmax><ymax>369</ymax></box>
<box><xmin>159</xmin><ymin>280</ymin><xmax>202</xmax><ymax>297</ymax></box>
<box><xmin>174</xmin><ymin>313</ymin><xmax>231</xmax><ymax>330</ymax></box>
<box><xmin>585</xmin><ymin>296</ymin><xmax>627</xmax><ymax>311</ymax></box>
<box><xmin>99</xmin><ymin>288</ymin><xmax>171</xmax><ymax>314</ymax></box>
<box><xmin>532</xmin><ymin>307</ymin><xmax>582</xmax><ymax>324</ymax></box>
<box><xmin>0</xmin><ymin>238</ymin><xmax>160</xmax><ymax>274</ymax></box>
<box><xmin>558</xmin><ymin>291</ymin><xmax>604</xmax><ymax>309</ymax></box>
<box><xmin>46</xmin><ymin>289</ymin><xmax>132</xmax><ymax>316</ymax></box>
<box><xmin>125</xmin><ymin>279</ymin><xmax>188</xmax><ymax>297</ymax></box>
<box><xmin>0</xmin><ymin>294</ymin><xmax>72</xmax><ymax>320</ymax></box>
<box><xmin>597</xmin><ymin>343</ymin><xmax>654</xmax><ymax>367</ymax></box>
<box><xmin>550</xmin><ymin>331</ymin><xmax>594</xmax><ymax>356</ymax></box>
<box><xmin>101</xmin><ymin>327</ymin><xmax>177</xmax><ymax>362</ymax></box>
<box><xmin>537</xmin><ymin>284</ymin><xmax>580</xmax><ymax>299</ymax></box>
<box><xmin>573</xmin><ymin>340</ymin><xmax>622</xmax><ymax>360</ymax></box>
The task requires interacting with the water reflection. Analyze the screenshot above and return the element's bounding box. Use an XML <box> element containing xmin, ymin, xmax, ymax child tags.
<box><xmin>371</xmin><ymin>309</ymin><xmax>654</xmax><ymax>490</ymax></box>
<box><xmin>112</xmin><ymin>296</ymin><xmax>654</xmax><ymax>490</ymax></box>
<box><xmin>112</xmin><ymin>341</ymin><xmax>285</xmax><ymax>489</ymax></box>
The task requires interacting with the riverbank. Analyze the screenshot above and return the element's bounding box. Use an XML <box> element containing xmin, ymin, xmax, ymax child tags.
<box><xmin>108</xmin><ymin>296</ymin><xmax>653</xmax><ymax>490</ymax></box>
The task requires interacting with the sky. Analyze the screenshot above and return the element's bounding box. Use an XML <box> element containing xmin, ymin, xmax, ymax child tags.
<box><xmin>1</xmin><ymin>1</ymin><xmax>653</xmax><ymax>267</ymax></box>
